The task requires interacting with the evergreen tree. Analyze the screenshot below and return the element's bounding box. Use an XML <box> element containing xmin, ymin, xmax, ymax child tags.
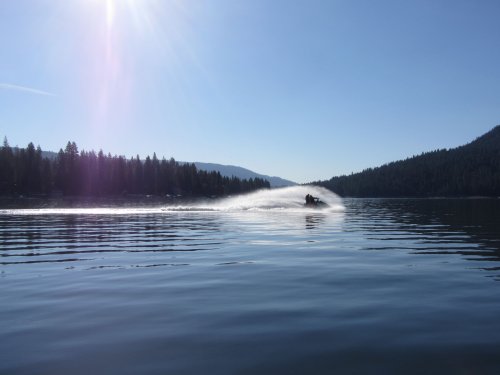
<box><xmin>0</xmin><ymin>139</ymin><xmax>271</xmax><ymax>198</ymax></box>
<box><xmin>0</xmin><ymin>137</ymin><xmax>15</xmax><ymax>193</ymax></box>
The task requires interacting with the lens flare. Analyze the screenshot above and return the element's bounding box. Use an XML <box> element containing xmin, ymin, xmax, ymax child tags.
<box><xmin>72</xmin><ymin>0</ymin><xmax>202</xmax><ymax>148</ymax></box>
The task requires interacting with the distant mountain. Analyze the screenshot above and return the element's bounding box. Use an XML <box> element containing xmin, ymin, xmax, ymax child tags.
<box><xmin>189</xmin><ymin>162</ymin><xmax>296</xmax><ymax>188</ymax></box>
<box><xmin>42</xmin><ymin>150</ymin><xmax>57</xmax><ymax>160</ymax></box>
<box><xmin>38</xmin><ymin>150</ymin><xmax>296</xmax><ymax>188</ymax></box>
<box><xmin>315</xmin><ymin>125</ymin><xmax>500</xmax><ymax>197</ymax></box>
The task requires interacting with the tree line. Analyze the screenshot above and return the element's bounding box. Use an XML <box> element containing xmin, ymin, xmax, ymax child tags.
<box><xmin>0</xmin><ymin>138</ymin><xmax>270</xmax><ymax>197</ymax></box>
<box><xmin>314</xmin><ymin>125</ymin><xmax>500</xmax><ymax>197</ymax></box>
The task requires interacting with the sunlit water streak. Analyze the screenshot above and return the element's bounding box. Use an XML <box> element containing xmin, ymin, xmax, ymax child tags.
<box><xmin>1</xmin><ymin>197</ymin><xmax>500</xmax><ymax>374</ymax></box>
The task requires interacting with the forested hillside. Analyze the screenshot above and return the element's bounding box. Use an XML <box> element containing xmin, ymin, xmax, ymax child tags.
<box><xmin>29</xmin><ymin>152</ymin><xmax>296</xmax><ymax>188</ymax></box>
<box><xmin>315</xmin><ymin>125</ymin><xmax>500</xmax><ymax>197</ymax></box>
<box><xmin>0</xmin><ymin>139</ymin><xmax>270</xmax><ymax>197</ymax></box>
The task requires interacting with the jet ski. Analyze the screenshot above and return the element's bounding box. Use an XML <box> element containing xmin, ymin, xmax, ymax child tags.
<box><xmin>304</xmin><ymin>196</ymin><xmax>328</xmax><ymax>208</ymax></box>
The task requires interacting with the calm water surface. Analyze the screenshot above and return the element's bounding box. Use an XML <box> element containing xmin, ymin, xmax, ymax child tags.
<box><xmin>1</xmin><ymin>198</ymin><xmax>500</xmax><ymax>374</ymax></box>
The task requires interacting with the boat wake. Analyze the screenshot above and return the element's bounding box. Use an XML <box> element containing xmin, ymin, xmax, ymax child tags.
<box><xmin>163</xmin><ymin>186</ymin><xmax>344</xmax><ymax>213</ymax></box>
<box><xmin>0</xmin><ymin>186</ymin><xmax>343</xmax><ymax>215</ymax></box>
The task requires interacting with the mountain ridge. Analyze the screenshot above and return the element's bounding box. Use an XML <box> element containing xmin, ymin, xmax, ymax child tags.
<box><xmin>188</xmin><ymin>162</ymin><xmax>296</xmax><ymax>188</ymax></box>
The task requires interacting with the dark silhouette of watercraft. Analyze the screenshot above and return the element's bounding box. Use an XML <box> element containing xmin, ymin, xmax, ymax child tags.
<box><xmin>304</xmin><ymin>194</ymin><xmax>328</xmax><ymax>208</ymax></box>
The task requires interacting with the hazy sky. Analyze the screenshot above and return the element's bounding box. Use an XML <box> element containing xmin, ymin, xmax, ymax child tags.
<box><xmin>1</xmin><ymin>0</ymin><xmax>499</xmax><ymax>183</ymax></box>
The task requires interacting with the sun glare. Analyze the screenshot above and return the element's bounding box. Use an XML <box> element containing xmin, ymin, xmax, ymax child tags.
<box><xmin>106</xmin><ymin>0</ymin><xmax>115</xmax><ymax>30</ymax></box>
<box><xmin>78</xmin><ymin>0</ymin><xmax>195</xmax><ymax>141</ymax></box>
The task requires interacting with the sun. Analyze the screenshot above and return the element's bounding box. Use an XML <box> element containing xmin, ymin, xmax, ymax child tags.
<box><xmin>87</xmin><ymin>0</ymin><xmax>161</xmax><ymax>34</ymax></box>
<box><xmin>105</xmin><ymin>0</ymin><xmax>115</xmax><ymax>30</ymax></box>
<box><xmin>79</xmin><ymin>0</ymin><xmax>191</xmax><ymax>129</ymax></box>
<box><xmin>87</xmin><ymin>0</ymin><xmax>116</xmax><ymax>30</ymax></box>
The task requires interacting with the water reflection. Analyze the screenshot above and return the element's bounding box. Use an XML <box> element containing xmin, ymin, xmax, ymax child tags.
<box><xmin>1</xmin><ymin>200</ymin><xmax>500</xmax><ymax>275</ymax></box>
<box><xmin>0</xmin><ymin>207</ymin><xmax>347</xmax><ymax>270</ymax></box>
<box><xmin>0</xmin><ymin>212</ymin><xmax>225</xmax><ymax>268</ymax></box>
<box><xmin>343</xmin><ymin>198</ymin><xmax>500</xmax><ymax>279</ymax></box>
<box><xmin>3</xmin><ymin>200</ymin><xmax>500</xmax><ymax>374</ymax></box>
<box><xmin>305</xmin><ymin>214</ymin><xmax>326</xmax><ymax>230</ymax></box>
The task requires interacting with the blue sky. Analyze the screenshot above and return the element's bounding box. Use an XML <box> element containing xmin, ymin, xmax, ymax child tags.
<box><xmin>1</xmin><ymin>0</ymin><xmax>499</xmax><ymax>183</ymax></box>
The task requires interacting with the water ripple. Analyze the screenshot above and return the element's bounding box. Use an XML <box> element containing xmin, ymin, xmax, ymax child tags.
<box><xmin>2</xmin><ymin>199</ymin><xmax>500</xmax><ymax>374</ymax></box>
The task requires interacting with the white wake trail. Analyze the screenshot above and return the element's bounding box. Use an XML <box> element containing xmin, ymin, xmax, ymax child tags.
<box><xmin>165</xmin><ymin>186</ymin><xmax>344</xmax><ymax>212</ymax></box>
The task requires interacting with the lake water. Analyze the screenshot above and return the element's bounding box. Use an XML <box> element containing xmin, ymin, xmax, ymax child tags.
<box><xmin>2</xmin><ymin>188</ymin><xmax>500</xmax><ymax>374</ymax></box>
